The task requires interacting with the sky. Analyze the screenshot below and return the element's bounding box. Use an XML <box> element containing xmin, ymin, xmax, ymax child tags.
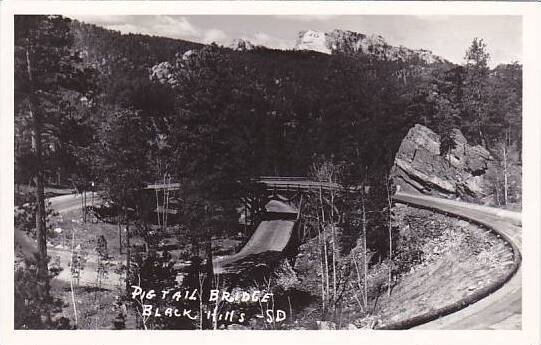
<box><xmin>72</xmin><ymin>15</ymin><xmax>522</xmax><ymax>67</ymax></box>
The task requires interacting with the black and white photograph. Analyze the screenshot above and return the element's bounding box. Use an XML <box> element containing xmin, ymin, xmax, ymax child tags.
<box><xmin>1</xmin><ymin>1</ymin><xmax>540</xmax><ymax>344</ymax></box>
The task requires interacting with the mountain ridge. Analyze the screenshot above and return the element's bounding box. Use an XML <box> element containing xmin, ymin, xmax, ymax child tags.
<box><xmin>226</xmin><ymin>28</ymin><xmax>446</xmax><ymax>64</ymax></box>
<box><xmin>294</xmin><ymin>29</ymin><xmax>445</xmax><ymax>64</ymax></box>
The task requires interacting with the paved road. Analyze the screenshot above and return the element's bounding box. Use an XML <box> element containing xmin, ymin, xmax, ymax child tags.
<box><xmin>394</xmin><ymin>192</ymin><xmax>522</xmax><ymax>330</ymax></box>
<box><xmin>213</xmin><ymin>200</ymin><xmax>297</xmax><ymax>274</ymax></box>
<box><xmin>15</xmin><ymin>193</ymin><xmax>122</xmax><ymax>290</ymax></box>
<box><xmin>49</xmin><ymin>192</ymin><xmax>99</xmax><ymax>215</ymax></box>
<box><xmin>259</xmin><ymin>178</ymin><xmax>522</xmax><ymax>330</ymax></box>
<box><xmin>15</xmin><ymin>193</ymin><xmax>97</xmax><ymax>258</ymax></box>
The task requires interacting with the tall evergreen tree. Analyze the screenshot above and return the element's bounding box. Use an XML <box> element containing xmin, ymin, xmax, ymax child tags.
<box><xmin>15</xmin><ymin>15</ymin><xmax>93</xmax><ymax>295</ymax></box>
<box><xmin>463</xmin><ymin>37</ymin><xmax>491</xmax><ymax>147</ymax></box>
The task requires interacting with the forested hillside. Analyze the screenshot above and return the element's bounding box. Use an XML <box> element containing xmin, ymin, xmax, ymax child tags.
<box><xmin>14</xmin><ymin>16</ymin><xmax>522</xmax><ymax>330</ymax></box>
<box><xmin>16</xmin><ymin>17</ymin><xmax>521</xmax><ymax>197</ymax></box>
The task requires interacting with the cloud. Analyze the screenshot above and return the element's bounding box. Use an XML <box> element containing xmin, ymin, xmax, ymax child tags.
<box><xmin>106</xmin><ymin>23</ymin><xmax>142</xmax><ymax>35</ymax></box>
<box><xmin>73</xmin><ymin>15</ymin><xmax>292</xmax><ymax>50</ymax></box>
<box><xmin>73</xmin><ymin>15</ymin><xmax>233</xmax><ymax>45</ymax></box>
<box><xmin>153</xmin><ymin>16</ymin><xmax>200</xmax><ymax>38</ymax></box>
<box><xmin>202</xmin><ymin>28</ymin><xmax>228</xmax><ymax>44</ymax></box>
<box><xmin>72</xmin><ymin>15</ymin><xmax>134</xmax><ymax>26</ymax></box>
<box><xmin>246</xmin><ymin>32</ymin><xmax>294</xmax><ymax>50</ymax></box>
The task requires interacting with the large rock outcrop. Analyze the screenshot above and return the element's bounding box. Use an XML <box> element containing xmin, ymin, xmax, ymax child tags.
<box><xmin>294</xmin><ymin>29</ymin><xmax>444</xmax><ymax>64</ymax></box>
<box><xmin>229</xmin><ymin>38</ymin><xmax>255</xmax><ymax>51</ymax></box>
<box><xmin>392</xmin><ymin>124</ymin><xmax>492</xmax><ymax>201</ymax></box>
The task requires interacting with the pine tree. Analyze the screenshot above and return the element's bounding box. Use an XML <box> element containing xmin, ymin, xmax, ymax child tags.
<box><xmin>463</xmin><ymin>38</ymin><xmax>491</xmax><ymax>147</ymax></box>
<box><xmin>15</xmin><ymin>15</ymin><xmax>94</xmax><ymax>297</ymax></box>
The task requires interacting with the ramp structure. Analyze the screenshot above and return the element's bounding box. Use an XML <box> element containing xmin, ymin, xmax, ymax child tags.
<box><xmin>213</xmin><ymin>200</ymin><xmax>297</xmax><ymax>274</ymax></box>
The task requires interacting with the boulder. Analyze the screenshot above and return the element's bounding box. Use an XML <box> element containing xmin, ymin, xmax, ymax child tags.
<box><xmin>150</xmin><ymin>61</ymin><xmax>175</xmax><ymax>85</ymax></box>
<box><xmin>392</xmin><ymin>124</ymin><xmax>492</xmax><ymax>201</ymax></box>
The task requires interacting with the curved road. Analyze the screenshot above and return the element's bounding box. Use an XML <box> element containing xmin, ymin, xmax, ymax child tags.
<box><xmin>15</xmin><ymin>193</ymin><xmax>99</xmax><ymax>256</ymax></box>
<box><xmin>257</xmin><ymin>178</ymin><xmax>522</xmax><ymax>330</ymax></box>
<box><xmin>394</xmin><ymin>192</ymin><xmax>521</xmax><ymax>330</ymax></box>
<box><xmin>15</xmin><ymin>193</ymin><xmax>96</xmax><ymax>258</ymax></box>
<box><xmin>14</xmin><ymin>193</ymin><xmax>124</xmax><ymax>290</ymax></box>
<box><xmin>15</xmin><ymin>188</ymin><xmax>522</xmax><ymax>329</ymax></box>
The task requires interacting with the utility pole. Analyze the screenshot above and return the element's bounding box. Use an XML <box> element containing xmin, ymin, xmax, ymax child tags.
<box><xmin>83</xmin><ymin>189</ymin><xmax>87</xmax><ymax>223</ymax></box>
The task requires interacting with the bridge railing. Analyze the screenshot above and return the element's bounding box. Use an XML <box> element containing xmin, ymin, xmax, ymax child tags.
<box><xmin>258</xmin><ymin>177</ymin><xmax>367</xmax><ymax>193</ymax></box>
<box><xmin>259</xmin><ymin>176</ymin><xmax>308</xmax><ymax>182</ymax></box>
<box><xmin>260</xmin><ymin>181</ymin><xmax>338</xmax><ymax>192</ymax></box>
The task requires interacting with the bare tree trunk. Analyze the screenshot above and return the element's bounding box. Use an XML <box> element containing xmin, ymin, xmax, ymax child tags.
<box><xmin>361</xmin><ymin>195</ymin><xmax>368</xmax><ymax>311</ymax></box>
<box><xmin>330</xmin><ymin>191</ymin><xmax>337</xmax><ymax>309</ymax></box>
<box><xmin>83</xmin><ymin>190</ymin><xmax>87</xmax><ymax>223</ymax></box>
<box><xmin>205</xmin><ymin>205</ymin><xmax>214</xmax><ymax>277</ymax></box>
<box><xmin>352</xmin><ymin>255</ymin><xmax>364</xmax><ymax>313</ymax></box>
<box><xmin>502</xmin><ymin>142</ymin><xmax>509</xmax><ymax>206</ymax></box>
<box><xmin>206</xmin><ymin>236</ymin><xmax>214</xmax><ymax>277</ymax></box>
<box><xmin>166</xmin><ymin>176</ymin><xmax>171</xmax><ymax>230</ymax></box>
<box><xmin>212</xmin><ymin>275</ymin><xmax>221</xmax><ymax>330</ymax></box>
<box><xmin>91</xmin><ymin>188</ymin><xmax>94</xmax><ymax>222</ymax></box>
<box><xmin>125</xmin><ymin>207</ymin><xmax>131</xmax><ymax>291</ymax></box>
<box><xmin>162</xmin><ymin>176</ymin><xmax>166</xmax><ymax>231</ymax></box>
<box><xmin>155</xmin><ymin>187</ymin><xmax>161</xmax><ymax>230</ymax></box>
<box><xmin>318</xmin><ymin>185</ymin><xmax>330</xmax><ymax>309</ymax></box>
<box><xmin>70</xmin><ymin>231</ymin><xmax>78</xmax><ymax>328</ymax></box>
<box><xmin>322</xmin><ymin>226</ymin><xmax>330</xmax><ymax>309</ymax></box>
<box><xmin>26</xmin><ymin>44</ymin><xmax>49</xmax><ymax>297</ymax></box>
<box><xmin>386</xmin><ymin>178</ymin><xmax>393</xmax><ymax>297</ymax></box>
<box><xmin>316</xmin><ymin>213</ymin><xmax>326</xmax><ymax>314</ymax></box>
<box><xmin>117</xmin><ymin>214</ymin><xmax>122</xmax><ymax>255</ymax></box>
<box><xmin>198</xmin><ymin>272</ymin><xmax>204</xmax><ymax>330</ymax></box>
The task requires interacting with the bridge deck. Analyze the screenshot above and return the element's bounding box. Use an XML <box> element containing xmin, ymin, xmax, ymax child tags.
<box><xmin>213</xmin><ymin>200</ymin><xmax>297</xmax><ymax>274</ymax></box>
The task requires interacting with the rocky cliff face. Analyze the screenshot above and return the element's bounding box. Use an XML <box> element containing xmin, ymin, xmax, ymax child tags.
<box><xmin>229</xmin><ymin>38</ymin><xmax>255</xmax><ymax>51</ymax></box>
<box><xmin>392</xmin><ymin>124</ymin><xmax>492</xmax><ymax>201</ymax></box>
<box><xmin>295</xmin><ymin>29</ymin><xmax>443</xmax><ymax>64</ymax></box>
